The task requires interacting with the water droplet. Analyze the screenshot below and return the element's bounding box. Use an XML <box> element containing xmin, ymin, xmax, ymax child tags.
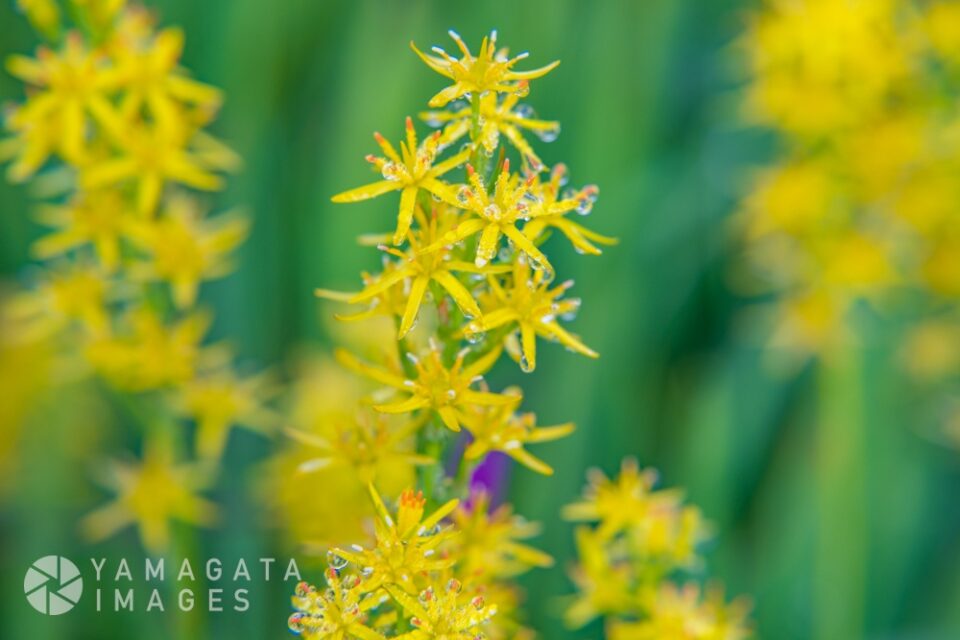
<box><xmin>498</xmin><ymin>245</ymin><xmax>514</xmax><ymax>262</ymax></box>
<box><xmin>381</xmin><ymin>161</ymin><xmax>403</xmax><ymax>181</ymax></box>
<box><xmin>447</xmin><ymin>578</ymin><xmax>462</xmax><ymax>594</ymax></box>
<box><xmin>515</xmin><ymin>104</ymin><xmax>536</xmax><ymax>119</ymax></box>
<box><xmin>288</xmin><ymin>613</ymin><xmax>307</xmax><ymax>634</ymax></box>
<box><xmin>474</xmin><ymin>255</ymin><xmax>488</xmax><ymax>268</ymax></box>
<box><xmin>519</xmin><ymin>354</ymin><xmax>533</xmax><ymax>373</ymax></box>
<box><xmin>423</xmin><ymin>113</ymin><xmax>443</xmax><ymax>127</ymax></box>
<box><xmin>535</xmin><ymin>123</ymin><xmax>560</xmax><ymax>143</ymax></box>
<box><xmin>457</xmin><ymin>185</ymin><xmax>472</xmax><ymax>205</ymax></box>
<box><xmin>419</xmin><ymin>587</ymin><xmax>435</xmax><ymax>604</ymax></box>
<box><xmin>484</xmin><ymin>204</ymin><xmax>501</xmax><ymax>221</ymax></box>
<box><xmin>465</xmin><ymin>322</ymin><xmax>487</xmax><ymax>344</ymax></box>
<box><xmin>446</xmin><ymin>388</ymin><xmax>457</xmax><ymax>400</ymax></box>
<box><xmin>327</xmin><ymin>551</ymin><xmax>348</xmax><ymax>570</ymax></box>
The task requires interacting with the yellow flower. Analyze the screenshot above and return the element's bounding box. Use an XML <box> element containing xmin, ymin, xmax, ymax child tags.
<box><xmin>450</xmin><ymin>492</ymin><xmax>553</xmax><ymax>580</ymax></box>
<box><xmin>6</xmin><ymin>262</ymin><xmax>111</xmax><ymax>338</ymax></box>
<box><xmin>16</xmin><ymin>0</ymin><xmax>61</xmax><ymax>40</ymax></box>
<box><xmin>80</xmin><ymin>435</ymin><xmax>217</xmax><ymax>552</ymax></box>
<box><xmin>411</xmin><ymin>30</ymin><xmax>558</xmax><ymax>108</ymax></box>
<box><xmin>110</xmin><ymin>26</ymin><xmax>222</xmax><ymax>134</ymax></box>
<box><xmin>31</xmin><ymin>189</ymin><xmax>131</xmax><ymax>271</ymax></box>
<box><xmin>87</xmin><ymin>307</ymin><xmax>210</xmax><ymax>390</ymax></box>
<box><xmin>466</xmin><ymin>255</ymin><xmax>597</xmax><ymax>373</ymax></box>
<box><xmin>285</xmin><ymin>409</ymin><xmax>433</xmax><ymax>483</ymax></box>
<box><xmin>176</xmin><ymin>365</ymin><xmax>277</xmax><ymax>460</ymax></box>
<box><xmin>459</xmin><ymin>393</ymin><xmax>574</xmax><ymax>475</ymax></box>
<box><xmin>425</xmin><ymin>161</ymin><xmax>552</xmax><ymax>271</ymax></box>
<box><xmin>288</xmin><ymin>571</ymin><xmax>386</xmax><ymax>640</ymax></box>
<box><xmin>522</xmin><ymin>164</ymin><xmax>614</xmax><ymax>256</ymax></box>
<box><xmin>5</xmin><ymin>33</ymin><xmax>121</xmax><ymax>173</ymax></box>
<box><xmin>565</xmin><ymin>526</ymin><xmax>636</xmax><ymax>628</ymax></box>
<box><xmin>82</xmin><ymin>122</ymin><xmax>228</xmax><ymax>216</ymax></box>
<box><xmin>314</xmin><ymin>260</ymin><xmax>409</xmax><ymax>322</ymax></box>
<box><xmin>388</xmin><ymin>577</ymin><xmax>497</xmax><ymax>640</ymax></box>
<box><xmin>127</xmin><ymin>193</ymin><xmax>249</xmax><ymax>308</ymax></box>
<box><xmin>420</xmin><ymin>92</ymin><xmax>559</xmax><ymax>168</ymax></box>
<box><xmin>318</xmin><ymin>204</ymin><xmax>507</xmax><ymax>338</ymax></box>
<box><xmin>564</xmin><ymin>459</ymin><xmax>687</xmax><ymax>541</ymax></box>
<box><xmin>332</xmin><ymin>117</ymin><xmax>470</xmax><ymax>245</ymax></box>
<box><xmin>609</xmin><ymin>583</ymin><xmax>752</xmax><ymax>640</ymax></box>
<box><xmin>335</xmin><ymin>343</ymin><xmax>517</xmax><ymax>432</ymax></box>
<box><xmin>334</xmin><ymin>485</ymin><xmax>459</xmax><ymax>594</ymax></box>
<box><xmin>742</xmin><ymin>0</ymin><xmax>908</xmax><ymax>135</ymax></box>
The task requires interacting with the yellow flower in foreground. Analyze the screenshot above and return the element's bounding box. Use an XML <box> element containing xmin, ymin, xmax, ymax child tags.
<box><xmin>177</xmin><ymin>366</ymin><xmax>277</xmax><ymax>460</ymax></box>
<box><xmin>389</xmin><ymin>577</ymin><xmax>498</xmax><ymax>640</ymax></box>
<box><xmin>450</xmin><ymin>493</ymin><xmax>553</xmax><ymax>580</ymax></box>
<box><xmin>87</xmin><ymin>307</ymin><xmax>210</xmax><ymax>390</ymax></box>
<box><xmin>426</xmin><ymin>161</ymin><xmax>551</xmax><ymax>271</ymax></box>
<box><xmin>336</xmin><ymin>343</ymin><xmax>516</xmax><ymax>432</ymax></box>
<box><xmin>127</xmin><ymin>194</ymin><xmax>249</xmax><ymax>308</ymax></box>
<box><xmin>319</xmin><ymin>205</ymin><xmax>506</xmax><ymax>338</ymax></box>
<box><xmin>332</xmin><ymin>117</ymin><xmax>470</xmax><ymax>245</ymax></box>
<box><xmin>411</xmin><ymin>29</ymin><xmax>558</xmax><ymax>108</ymax></box>
<box><xmin>522</xmin><ymin>164</ymin><xmax>615</xmax><ymax>256</ymax></box>
<box><xmin>468</xmin><ymin>256</ymin><xmax>596</xmax><ymax>373</ymax></box>
<box><xmin>288</xmin><ymin>571</ymin><xmax>386</xmax><ymax>640</ymax></box>
<box><xmin>80</xmin><ymin>436</ymin><xmax>217</xmax><ymax>552</ymax></box>
<box><xmin>31</xmin><ymin>189</ymin><xmax>131</xmax><ymax>271</ymax></box>
<box><xmin>421</xmin><ymin>92</ymin><xmax>559</xmax><ymax>167</ymax></box>
<box><xmin>334</xmin><ymin>485</ymin><xmax>459</xmax><ymax>593</ymax></box>
<box><xmin>459</xmin><ymin>393</ymin><xmax>574</xmax><ymax>475</ymax></box>
<box><xmin>5</xmin><ymin>33</ymin><xmax>120</xmax><ymax>173</ymax></box>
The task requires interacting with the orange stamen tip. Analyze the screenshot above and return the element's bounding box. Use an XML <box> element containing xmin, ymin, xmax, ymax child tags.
<box><xmin>431</xmin><ymin>130</ymin><xmax>441</xmax><ymax>140</ymax></box>
<box><xmin>364</xmin><ymin>154</ymin><xmax>378</xmax><ymax>163</ymax></box>
<box><xmin>405</xmin><ymin>116</ymin><xmax>414</xmax><ymax>129</ymax></box>
<box><xmin>373</xmin><ymin>131</ymin><xmax>385</xmax><ymax>142</ymax></box>
<box><xmin>502</xmin><ymin>158</ymin><xmax>510</xmax><ymax>172</ymax></box>
<box><xmin>466</xmin><ymin>164</ymin><xmax>475</xmax><ymax>175</ymax></box>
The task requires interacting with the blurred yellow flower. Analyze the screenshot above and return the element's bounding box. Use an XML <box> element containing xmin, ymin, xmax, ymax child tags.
<box><xmin>87</xmin><ymin>307</ymin><xmax>210</xmax><ymax>390</ymax></box>
<box><xmin>81</xmin><ymin>435</ymin><xmax>217</xmax><ymax>552</ymax></box>
<box><xmin>126</xmin><ymin>193</ymin><xmax>248</xmax><ymax>308</ymax></box>
<box><xmin>31</xmin><ymin>190</ymin><xmax>131</xmax><ymax>271</ymax></box>
<box><xmin>176</xmin><ymin>365</ymin><xmax>277</xmax><ymax>460</ymax></box>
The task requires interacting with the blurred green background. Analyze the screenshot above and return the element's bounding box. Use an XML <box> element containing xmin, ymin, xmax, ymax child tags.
<box><xmin>3</xmin><ymin>0</ymin><xmax>960</xmax><ymax>638</ymax></box>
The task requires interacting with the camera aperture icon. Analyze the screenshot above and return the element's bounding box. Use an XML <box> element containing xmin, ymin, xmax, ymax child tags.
<box><xmin>24</xmin><ymin>556</ymin><xmax>83</xmax><ymax>615</ymax></box>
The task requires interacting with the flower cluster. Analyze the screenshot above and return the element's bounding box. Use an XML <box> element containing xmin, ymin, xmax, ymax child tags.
<box><xmin>737</xmin><ymin>0</ymin><xmax>960</xmax><ymax>363</ymax></box>
<box><xmin>1</xmin><ymin>0</ymin><xmax>276</xmax><ymax>552</ymax></box>
<box><xmin>563</xmin><ymin>460</ymin><xmax>752</xmax><ymax>639</ymax></box>
<box><xmin>291</xmin><ymin>29</ymin><xmax>615</xmax><ymax>637</ymax></box>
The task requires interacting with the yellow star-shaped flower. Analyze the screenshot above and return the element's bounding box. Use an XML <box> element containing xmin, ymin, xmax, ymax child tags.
<box><xmin>332</xmin><ymin>117</ymin><xmax>470</xmax><ymax>245</ymax></box>
<box><xmin>411</xmin><ymin>30</ymin><xmax>558</xmax><ymax>108</ymax></box>
<box><xmin>335</xmin><ymin>343</ymin><xmax>516</xmax><ymax>433</ymax></box>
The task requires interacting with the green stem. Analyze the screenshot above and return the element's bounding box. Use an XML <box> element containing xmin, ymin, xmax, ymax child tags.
<box><xmin>814</xmin><ymin>341</ymin><xmax>867</xmax><ymax>640</ymax></box>
<box><xmin>468</xmin><ymin>93</ymin><xmax>488</xmax><ymax>178</ymax></box>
